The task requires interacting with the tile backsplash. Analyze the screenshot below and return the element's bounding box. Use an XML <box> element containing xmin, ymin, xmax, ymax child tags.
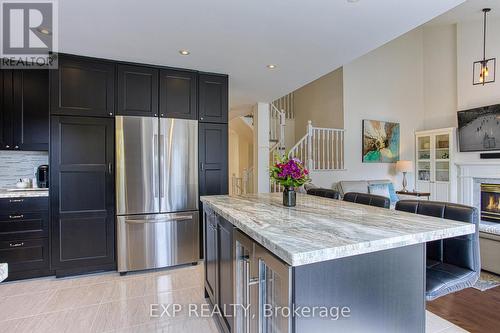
<box><xmin>0</xmin><ymin>151</ymin><xmax>49</xmax><ymax>189</ymax></box>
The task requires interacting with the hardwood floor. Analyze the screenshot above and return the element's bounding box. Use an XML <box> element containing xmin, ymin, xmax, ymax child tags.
<box><xmin>427</xmin><ymin>285</ymin><xmax>500</xmax><ymax>333</ymax></box>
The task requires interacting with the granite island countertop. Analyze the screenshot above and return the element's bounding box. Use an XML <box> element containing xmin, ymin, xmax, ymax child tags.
<box><xmin>0</xmin><ymin>189</ymin><xmax>49</xmax><ymax>198</ymax></box>
<box><xmin>201</xmin><ymin>193</ymin><xmax>476</xmax><ymax>266</ymax></box>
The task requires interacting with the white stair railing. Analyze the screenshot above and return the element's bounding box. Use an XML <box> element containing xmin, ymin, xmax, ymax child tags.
<box><xmin>288</xmin><ymin>120</ymin><xmax>345</xmax><ymax>171</ymax></box>
<box><xmin>270</xmin><ymin>104</ymin><xmax>286</xmax><ymax>145</ymax></box>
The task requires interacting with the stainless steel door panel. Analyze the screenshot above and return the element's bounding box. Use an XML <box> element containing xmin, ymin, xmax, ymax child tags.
<box><xmin>116</xmin><ymin>116</ymin><xmax>160</xmax><ymax>215</ymax></box>
<box><xmin>153</xmin><ymin>211</ymin><xmax>199</xmax><ymax>268</ymax></box>
<box><xmin>160</xmin><ymin>118</ymin><xmax>198</xmax><ymax>212</ymax></box>
<box><xmin>117</xmin><ymin>215</ymin><xmax>156</xmax><ymax>272</ymax></box>
<box><xmin>117</xmin><ymin>212</ymin><xmax>199</xmax><ymax>272</ymax></box>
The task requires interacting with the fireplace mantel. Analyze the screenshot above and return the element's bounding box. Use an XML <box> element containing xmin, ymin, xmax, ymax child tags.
<box><xmin>456</xmin><ymin>161</ymin><xmax>500</xmax><ymax>206</ymax></box>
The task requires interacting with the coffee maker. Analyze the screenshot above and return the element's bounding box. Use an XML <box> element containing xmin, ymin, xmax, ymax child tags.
<box><xmin>36</xmin><ymin>165</ymin><xmax>49</xmax><ymax>188</ymax></box>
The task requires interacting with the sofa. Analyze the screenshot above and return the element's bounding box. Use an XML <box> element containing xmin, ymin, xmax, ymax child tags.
<box><xmin>336</xmin><ymin>179</ymin><xmax>399</xmax><ymax>207</ymax></box>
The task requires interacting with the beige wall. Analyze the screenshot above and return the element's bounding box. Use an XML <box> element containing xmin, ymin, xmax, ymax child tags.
<box><xmin>228</xmin><ymin>117</ymin><xmax>254</xmax><ymax>194</ymax></box>
<box><xmin>293</xmin><ymin>68</ymin><xmax>344</xmax><ymax>139</ymax></box>
<box><xmin>423</xmin><ymin>24</ymin><xmax>458</xmax><ymax>129</ymax></box>
<box><xmin>312</xmin><ymin>28</ymin><xmax>425</xmax><ymax>190</ymax></box>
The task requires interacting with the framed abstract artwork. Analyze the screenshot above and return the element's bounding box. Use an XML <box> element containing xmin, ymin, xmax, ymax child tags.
<box><xmin>362</xmin><ymin>119</ymin><xmax>400</xmax><ymax>163</ymax></box>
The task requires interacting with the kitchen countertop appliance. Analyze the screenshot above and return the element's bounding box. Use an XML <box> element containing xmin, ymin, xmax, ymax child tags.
<box><xmin>115</xmin><ymin>116</ymin><xmax>199</xmax><ymax>273</ymax></box>
<box><xmin>36</xmin><ymin>165</ymin><xmax>49</xmax><ymax>188</ymax></box>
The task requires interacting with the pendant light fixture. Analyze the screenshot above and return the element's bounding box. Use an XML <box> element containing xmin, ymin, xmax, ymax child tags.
<box><xmin>473</xmin><ymin>8</ymin><xmax>496</xmax><ymax>85</ymax></box>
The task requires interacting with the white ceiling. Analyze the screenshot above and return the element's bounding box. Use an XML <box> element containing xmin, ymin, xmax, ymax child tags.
<box><xmin>427</xmin><ymin>0</ymin><xmax>500</xmax><ymax>26</ymax></box>
<box><xmin>59</xmin><ymin>0</ymin><xmax>465</xmax><ymax>110</ymax></box>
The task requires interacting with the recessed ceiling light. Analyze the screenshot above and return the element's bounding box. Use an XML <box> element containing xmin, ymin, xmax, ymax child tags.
<box><xmin>37</xmin><ymin>27</ymin><xmax>51</xmax><ymax>35</ymax></box>
<box><xmin>267</xmin><ymin>64</ymin><xmax>277</xmax><ymax>69</ymax></box>
<box><xmin>179</xmin><ymin>50</ymin><xmax>190</xmax><ymax>56</ymax></box>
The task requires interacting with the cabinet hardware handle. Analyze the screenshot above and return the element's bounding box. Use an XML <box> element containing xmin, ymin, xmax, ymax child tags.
<box><xmin>154</xmin><ymin>114</ymin><xmax>158</xmax><ymax>117</ymax></box>
<box><xmin>108</xmin><ymin>163</ymin><xmax>113</xmax><ymax>175</ymax></box>
<box><xmin>201</xmin><ymin>163</ymin><xmax>205</xmax><ymax>171</ymax></box>
<box><xmin>9</xmin><ymin>242</ymin><xmax>24</xmax><ymax>247</ymax></box>
<box><xmin>109</xmin><ymin>112</ymin><xmax>113</xmax><ymax>116</ymax></box>
<box><xmin>9</xmin><ymin>214</ymin><xmax>24</xmax><ymax>219</ymax></box>
<box><xmin>5</xmin><ymin>145</ymin><xmax>10</xmax><ymax>148</ymax></box>
<box><xmin>9</xmin><ymin>199</ymin><xmax>24</xmax><ymax>203</ymax></box>
<box><xmin>160</xmin><ymin>114</ymin><xmax>164</xmax><ymax>117</ymax></box>
<box><xmin>14</xmin><ymin>145</ymin><xmax>19</xmax><ymax>149</ymax></box>
<box><xmin>200</xmin><ymin>117</ymin><xmax>204</xmax><ymax>120</ymax></box>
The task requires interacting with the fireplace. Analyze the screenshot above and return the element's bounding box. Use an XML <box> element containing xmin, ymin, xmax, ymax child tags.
<box><xmin>481</xmin><ymin>183</ymin><xmax>500</xmax><ymax>222</ymax></box>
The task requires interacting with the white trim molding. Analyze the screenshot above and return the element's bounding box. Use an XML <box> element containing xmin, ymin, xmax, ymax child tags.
<box><xmin>456</xmin><ymin>161</ymin><xmax>500</xmax><ymax>205</ymax></box>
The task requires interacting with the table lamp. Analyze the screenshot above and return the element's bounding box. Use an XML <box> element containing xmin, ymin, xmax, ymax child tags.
<box><xmin>396</xmin><ymin>160</ymin><xmax>414</xmax><ymax>192</ymax></box>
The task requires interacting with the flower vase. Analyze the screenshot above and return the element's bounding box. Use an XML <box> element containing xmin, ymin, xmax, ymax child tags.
<box><xmin>283</xmin><ymin>186</ymin><xmax>296</xmax><ymax>207</ymax></box>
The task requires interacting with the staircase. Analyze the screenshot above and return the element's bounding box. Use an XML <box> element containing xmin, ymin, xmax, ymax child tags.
<box><xmin>269</xmin><ymin>96</ymin><xmax>345</xmax><ymax>192</ymax></box>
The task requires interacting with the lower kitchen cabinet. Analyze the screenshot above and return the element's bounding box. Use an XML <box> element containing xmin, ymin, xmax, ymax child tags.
<box><xmin>203</xmin><ymin>207</ymin><xmax>234</xmax><ymax>333</ymax></box>
<box><xmin>0</xmin><ymin>197</ymin><xmax>51</xmax><ymax>280</ymax></box>
<box><xmin>50</xmin><ymin>116</ymin><xmax>115</xmax><ymax>276</ymax></box>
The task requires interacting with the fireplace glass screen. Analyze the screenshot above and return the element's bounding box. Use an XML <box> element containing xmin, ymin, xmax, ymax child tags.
<box><xmin>481</xmin><ymin>183</ymin><xmax>500</xmax><ymax>222</ymax></box>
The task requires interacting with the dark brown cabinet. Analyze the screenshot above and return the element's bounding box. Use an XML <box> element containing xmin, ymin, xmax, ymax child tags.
<box><xmin>203</xmin><ymin>207</ymin><xmax>234</xmax><ymax>333</ymax></box>
<box><xmin>117</xmin><ymin>65</ymin><xmax>159</xmax><ymax>117</ymax></box>
<box><xmin>0</xmin><ymin>197</ymin><xmax>50</xmax><ymax>281</ymax></box>
<box><xmin>0</xmin><ymin>69</ymin><xmax>49</xmax><ymax>150</ymax></box>
<box><xmin>204</xmin><ymin>208</ymin><xmax>218</xmax><ymax>305</ymax></box>
<box><xmin>198</xmin><ymin>74</ymin><xmax>228</xmax><ymax>123</ymax></box>
<box><xmin>50</xmin><ymin>116</ymin><xmax>115</xmax><ymax>276</ymax></box>
<box><xmin>159</xmin><ymin>69</ymin><xmax>197</xmax><ymax>119</ymax></box>
<box><xmin>199</xmin><ymin>122</ymin><xmax>228</xmax><ymax>196</ymax></box>
<box><xmin>51</xmin><ymin>56</ymin><xmax>115</xmax><ymax>117</ymax></box>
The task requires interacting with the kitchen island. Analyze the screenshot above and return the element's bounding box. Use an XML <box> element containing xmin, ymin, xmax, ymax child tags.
<box><xmin>200</xmin><ymin>193</ymin><xmax>475</xmax><ymax>333</ymax></box>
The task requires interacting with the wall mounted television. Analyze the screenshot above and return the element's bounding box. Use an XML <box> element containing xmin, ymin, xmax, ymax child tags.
<box><xmin>457</xmin><ymin>104</ymin><xmax>500</xmax><ymax>152</ymax></box>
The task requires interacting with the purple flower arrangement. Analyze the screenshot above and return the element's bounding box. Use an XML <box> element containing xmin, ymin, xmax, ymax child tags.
<box><xmin>270</xmin><ymin>156</ymin><xmax>310</xmax><ymax>188</ymax></box>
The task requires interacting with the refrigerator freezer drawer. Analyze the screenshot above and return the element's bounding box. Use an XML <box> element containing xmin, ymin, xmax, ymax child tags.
<box><xmin>117</xmin><ymin>212</ymin><xmax>199</xmax><ymax>272</ymax></box>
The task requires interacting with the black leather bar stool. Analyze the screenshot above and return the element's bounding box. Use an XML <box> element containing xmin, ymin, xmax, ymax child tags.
<box><xmin>343</xmin><ymin>192</ymin><xmax>390</xmax><ymax>209</ymax></box>
<box><xmin>306</xmin><ymin>188</ymin><xmax>341</xmax><ymax>200</ymax></box>
<box><xmin>395</xmin><ymin>200</ymin><xmax>480</xmax><ymax>301</ymax></box>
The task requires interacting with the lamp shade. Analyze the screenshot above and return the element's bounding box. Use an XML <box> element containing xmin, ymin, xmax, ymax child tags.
<box><xmin>396</xmin><ymin>160</ymin><xmax>414</xmax><ymax>173</ymax></box>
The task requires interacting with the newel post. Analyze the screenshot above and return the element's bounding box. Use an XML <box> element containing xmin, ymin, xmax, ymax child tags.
<box><xmin>307</xmin><ymin>120</ymin><xmax>313</xmax><ymax>171</ymax></box>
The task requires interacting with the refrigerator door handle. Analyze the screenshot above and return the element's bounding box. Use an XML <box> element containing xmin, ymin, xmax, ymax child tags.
<box><xmin>153</xmin><ymin>134</ymin><xmax>159</xmax><ymax>198</ymax></box>
<box><xmin>124</xmin><ymin>215</ymin><xmax>194</xmax><ymax>224</ymax></box>
<box><xmin>159</xmin><ymin>134</ymin><xmax>164</xmax><ymax>199</ymax></box>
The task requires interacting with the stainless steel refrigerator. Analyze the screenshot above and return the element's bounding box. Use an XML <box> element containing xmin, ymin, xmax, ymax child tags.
<box><xmin>115</xmin><ymin>116</ymin><xmax>199</xmax><ymax>273</ymax></box>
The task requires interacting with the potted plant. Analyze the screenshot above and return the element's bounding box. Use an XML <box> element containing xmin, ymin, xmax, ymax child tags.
<box><xmin>270</xmin><ymin>155</ymin><xmax>310</xmax><ymax>207</ymax></box>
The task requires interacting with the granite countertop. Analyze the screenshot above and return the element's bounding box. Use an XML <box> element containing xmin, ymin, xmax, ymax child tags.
<box><xmin>0</xmin><ymin>263</ymin><xmax>7</xmax><ymax>282</ymax></box>
<box><xmin>0</xmin><ymin>189</ymin><xmax>49</xmax><ymax>198</ymax></box>
<box><xmin>201</xmin><ymin>193</ymin><xmax>476</xmax><ymax>266</ymax></box>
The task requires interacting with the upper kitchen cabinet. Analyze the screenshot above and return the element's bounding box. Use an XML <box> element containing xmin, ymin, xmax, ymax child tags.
<box><xmin>1</xmin><ymin>69</ymin><xmax>49</xmax><ymax>151</ymax></box>
<box><xmin>199</xmin><ymin>122</ymin><xmax>228</xmax><ymax>196</ymax></box>
<box><xmin>117</xmin><ymin>65</ymin><xmax>159</xmax><ymax>117</ymax></box>
<box><xmin>198</xmin><ymin>74</ymin><xmax>228</xmax><ymax>123</ymax></box>
<box><xmin>50</xmin><ymin>56</ymin><xmax>115</xmax><ymax>117</ymax></box>
<box><xmin>13</xmin><ymin>70</ymin><xmax>50</xmax><ymax>150</ymax></box>
<box><xmin>159</xmin><ymin>69</ymin><xmax>197</xmax><ymax>119</ymax></box>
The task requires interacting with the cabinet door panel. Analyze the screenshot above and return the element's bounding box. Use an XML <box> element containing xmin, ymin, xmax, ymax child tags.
<box><xmin>0</xmin><ymin>238</ymin><xmax>49</xmax><ymax>273</ymax></box>
<box><xmin>12</xmin><ymin>70</ymin><xmax>49</xmax><ymax>150</ymax></box>
<box><xmin>1</xmin><ymin>70</ymin><xmax>14</xmax><ymax>149</ymax></box>
<box><xmin>51</xmin><ymin>57</ymin><xmax>115</xmax><ymax>117</ymax></box>
<box><xmin>117</xmin><ymin>65</ymin><xmax>158</xmax><ymax>117</ymax></box>
<box><xmin>199</xmin><ymin>123</ymin><xmax>228</xmax><ymax>196</ymax></box>
<box><xmin>51</xmin><ymin>116</ymin><xmax>115</xmax><ymax>273</ymax></box>
<box><xmin>159</xmin><ymin>69</ymin><xmax>197</xmax><ymax>119</ymax></box>
<box><xmin>205</xmin><ymin>210</ymin><xmax>218</xmax><ymax>305</ymax></box>
<box><xmin>198</xmin><ymin>74</ymin><xmax>227</xmax><ymax>123</ymax></box>
<box><xmin>218</xmin><ymin>216</ymin><xmax>234</xmax><ymax>331</ymax></box>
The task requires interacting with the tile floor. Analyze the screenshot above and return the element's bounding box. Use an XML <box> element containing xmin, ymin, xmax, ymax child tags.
<box><xmin>0</xmin><ymin>263</ymin><xmax>467</xmax><ymax>333</ymax></box>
